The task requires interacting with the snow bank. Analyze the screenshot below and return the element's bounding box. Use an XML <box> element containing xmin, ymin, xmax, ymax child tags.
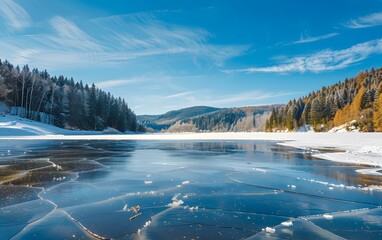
<box><xmin>355</xmin><ymin>168</ymin><xmax>382</xmax><ymax>176</ymax></box>
<box><xmin>0</xmin><ymin>115</ymin><xmax>104</xmax><ymax>136</ymax></box>
<box><xmin>328</xmin><ymin>120</ymin><xmax>359</xmax><ymax>133</ymax></box>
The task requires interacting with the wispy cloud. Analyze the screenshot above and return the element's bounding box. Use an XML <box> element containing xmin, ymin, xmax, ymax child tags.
<box><xmin>0</xmin><ymin>0</ymin><xmax>30</xmax><ymax>30</ymax></box>
<box><xmin>292</xmin><ymin>32</ymin><xmax>338</xmax><ymax>44</ymax></box>
<box><xmin>200</xmin><ymin>91</ymin><xmax>302</xmax><ymax>106</ymax></box>
<box><xmin>344</xmin><ymin>12</ymin><xmax>382</xmax><ymax>29</ymax></box>
<box><xmin>161</xmin><ymin>89</ymin><xmax>301</xmax><ymax>107</ymax></box>
<box><xmin>97</xmin><ymin>77</ymin><xmax>148</xmax><ymax>88</ymax></box>
<box><xmin>48</xmin><ymin>16</ymin><xmax>103</xmax><ymax>51</ymax></box>
<box><xmin>164</xmin><ymin>91</ymin><xmax>195</xmax><ymax>99</ymax></box>
<box><xmin>90</xmin><ymin>13</ymin><xmax>249</xmax><ymax>66</ymax></box>
<box><xmin>0</xmin><ymin>13</ymin><xmax>248</xmax><ymax>70</ymax></box>
<box><xmin>225</xmin><ymin>38</ymin><xmax>382</xmax><ymax>73</ymax></box>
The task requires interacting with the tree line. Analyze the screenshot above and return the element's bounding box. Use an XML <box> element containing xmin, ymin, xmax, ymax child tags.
<box><xmin>265</xmin><ymin>67</ymin><xmax>382</xmax><ymax>132</ymax></box>
<box><xmin>0</xmin><ymin>59</ymin><xmax>143</xmax><ymax>132</ymax></box>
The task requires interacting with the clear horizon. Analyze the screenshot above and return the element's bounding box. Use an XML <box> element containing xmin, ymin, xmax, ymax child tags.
<box><xmin>1</xmin><ymin>0</ymin><xmax>382</xmax><ymax>114</ymax></box>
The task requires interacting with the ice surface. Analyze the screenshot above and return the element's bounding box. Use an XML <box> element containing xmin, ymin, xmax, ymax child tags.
<box><xmin>9</xmin><ymin>210</ymin><xmax>92</xmax><ymax>240</ymax></box>
<box><xmin>310</xmin><ymin>208</ymin><xmax>382</xmax><ymax>240</ymax></box>
<box><xmin>0</xmin><ymin>199</ymin><xmax>55</xmax><ymax>239</ymax></box>
<box><xmin>0</xmin><ymin>140</ymin><xmax>381</xmax><ymax>239</ymax></box>
<box><xmin>143</xmin><ymin>206</ymin><xmax>288</xmax><ymax>240</ymax></box>
<box><xmin>247</xmin><ymin>218</ymin><xmax>346</xmax><ymax>240</ymax></box>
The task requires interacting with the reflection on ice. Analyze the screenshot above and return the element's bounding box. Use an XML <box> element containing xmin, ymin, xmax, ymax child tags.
<box><xmin>0</xmin><ymin>140</ymin><xmax>381</xmax><ymax>239</ymax></box>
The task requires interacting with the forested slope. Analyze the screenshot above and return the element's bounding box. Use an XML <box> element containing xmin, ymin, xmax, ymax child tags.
<box><xmin>139</xmin><ymin>105</ymin><xmax>282</xmax><ymax>132</ymax></box>
<box><xmin>0</xmin><ymin>59</ymin><xmax>141</xmax><ymax>132</ymax></box>
<box><xmin>138</xmin><ymin>106</ymin><xmax>221</xmax><ymax>131</ymax></box>
<box><xmin>266</xmin><ymin>67</ymin><xmax>382</xmax><ymax>132</ymax></box>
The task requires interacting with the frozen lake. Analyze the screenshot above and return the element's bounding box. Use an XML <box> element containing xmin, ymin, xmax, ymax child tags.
<box><xmin>0</xmin><ymin>140</ymin><xmax>381</xmax><ymax>240</ymax></box>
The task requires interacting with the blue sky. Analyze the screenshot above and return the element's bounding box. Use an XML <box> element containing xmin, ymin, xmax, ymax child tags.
<box><xmin>1</xmin><ymin>0</ymin><xmax>382</xmax><ymax>114</ymax></box>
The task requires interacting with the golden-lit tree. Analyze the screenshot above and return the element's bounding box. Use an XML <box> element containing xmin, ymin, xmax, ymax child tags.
<box><xmin>374</xmin><ymin>91</ymin><xmax>382</xmax><ymax>131</ymax></box>
<box><xmin>333</xmin><ymin>86</ymin><xmax>365</xmax><ymax>126</ymax></box>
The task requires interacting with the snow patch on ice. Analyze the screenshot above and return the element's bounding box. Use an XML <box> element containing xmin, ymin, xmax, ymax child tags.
<box><xmin>323</xmin><ymin>214</ymin><xmax>333</xmax><ymax>220</ymax></box>
<box><xmin>287</xmin><ymin>184</ymin><xmax>296</xmax><ymax>189</ymax></box>
<box><xmin>53</xmin><ymin>176</ymin><xmax>66</xmax><ymax>181</ymax></box>
<box><xmin>281</xmin><ymin>221</ymin><xmax>293</xmax><ymax>227</ymax></box>
<box><xmin>184</xmin><ymin>206</ymin><xmax>199</xmax><ymax>212</ymax></box>
<box><xmin>298</xmin><ymin>177</ymin><xmax>382</xmax><ymax>192</ymax></box>
<box><xmin>253</xmin><ymin>167</ymin><xmax>267</xmax><ymax>173</ymax></box>
<box><xmin>262</xmin><ymin>227</ymin><xmax>276</xmax><ymax>234</ymax></box>
<box><xmin>143</xmin><ymin>220</ymin><xmax>151</xmax><ymax>228</ymax></box>
<box><xmin>168</xmin><ymin>194</ymin><xmax>184</xmax><ymax>208</ymax></box>
<box><xmin>51</xmin><ymin>163</ymin><xmax>62</xmax><ymax>171</ymax></box>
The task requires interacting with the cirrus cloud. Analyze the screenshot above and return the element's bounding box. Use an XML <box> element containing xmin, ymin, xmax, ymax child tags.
<box><xmin>0</xmin><ymin>13</ymin><xmax>249</xmax><ymax>70</ymax></box>
<box><xmin>0</xmin><ymin>0</ymin><xmax>30</xmax><ymax>30</ymax></box>
<box><xmin>225</xmin><ymin>38</ymin><xmax>382</xmax><ymax>73</ymax></box>
<box><xmin>344</xmin><ymin>12</ymin><xmax>382</xmax><ymax>29</ymax></box>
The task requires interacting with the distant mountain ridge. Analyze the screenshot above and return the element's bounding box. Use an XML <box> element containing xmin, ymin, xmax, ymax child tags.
<box><xmin>137</xmin><ymin>106</ymin><xmax>221</xmax><ymax>131</ymax></box>
<box><xmin>138</xmin><ymin>105</ymin><xmax>282</xmax><ymax>132</ymax></box>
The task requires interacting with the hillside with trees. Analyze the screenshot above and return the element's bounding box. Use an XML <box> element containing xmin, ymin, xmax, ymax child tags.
<box><xmin>137</xmin><ymin>106</ymin><xmax>221</xmax><ymax>131</ymax></box>
<box><xmin>265</xmin><ymin>67</ymin><xmax>382</xmax><ymax>132</ymax></box>
<box><xmin>139</xmin><ymin>105</ymin><xmax>282</xmax><ymax>132</ymax></box>
<box><xmin>0</xmin><ymin>59</ymin><xmax>141</xmax><ymax>132</ymax></box>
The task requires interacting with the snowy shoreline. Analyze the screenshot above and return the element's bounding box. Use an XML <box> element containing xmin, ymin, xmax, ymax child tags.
<box><xmin>1</xmin><ymin>115</ymin><xmax>382</xmax><ymax>171</ymax></box>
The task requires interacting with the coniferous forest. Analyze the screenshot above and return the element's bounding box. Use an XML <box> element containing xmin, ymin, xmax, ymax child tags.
<box><xmin>0</xmin><ymin>59</ymin><xmax>142</xmax><ymax>132</ymax></box>
<box><xmin>265</xmin><ymin>67</ymin><xmax>382</xmax><ymax>132</ymax></box>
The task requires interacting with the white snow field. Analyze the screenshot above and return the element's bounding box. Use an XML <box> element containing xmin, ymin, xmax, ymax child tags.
<box><xmin>0</xmin><ymin>115</ymin><xmax>105</xmax><ymax>136</ymax></box>
<box><xmin>0</xmin><ymin>115</ymin><xmax>382</xmax><ymax>171</ymax></box>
